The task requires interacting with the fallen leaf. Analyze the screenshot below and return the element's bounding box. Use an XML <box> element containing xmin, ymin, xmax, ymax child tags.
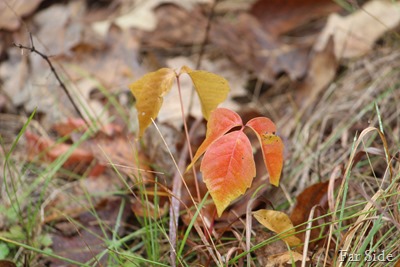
<box><xmin>201</xmin><ymin>130</ymin><xmax>256</xmax><ymax>217</ymax></box>
<box><xmin>114</xmin><ymin>0</ymin><xmax>210</xmax><ymax>32</ymax></box>
<box><xmin>25</xmin><ymin>131</ymin><xmax>94</xmax><ymax>167</ymax></box>
<box><xmin>0</xmin><ymin>260</ymin><xmax>16</xmax><ymax>267</ymax></box>
<box><xmin>64</xmin><ymin>24</ymin><xmax>142</xmax><ymax>100</ymax></box>
<box><xmin>86</xmin><ymin>132</ymin><xmax>154</xmax><ymax>182</ymax></box>
<box><xmin>27</xmin><ymin>119</ymin><xmax>153</xmax><ymax>180</ymax></box>
<box><xmin>140</xmin><ymin>4</ymin><xmax>207</xmax><ymax>49</ymax></box>
<box><xmin>253</xmin><ymin>209</ymin><xmax>301</xmax><ymax>247</ymax></box>
<box><xmin>250</xmin><ymin>0</ymin><xmax>340</xmax><ymax>37</ymax></box>
<box><xmin>246</xmin><ymin>117</ymin><xmax>284</xmax><ymax>186</ymax></box>
<box><xmin>180</xmin><ymin>65</ymin><xmax>230</xmax><ymax>120</ymax></box>
<box><xmin>295</xmin><ymin>36</ymin><xmax>337</xmax><ymax>106</ymax></box>
<box><xmin>290</xmin><ymin>181</ymin><xmax>331</xmax><ymax>228</ymax></box>
<box><xmin>0</xmin><ymin>48</ymin><xmax>29</xmax><ymax>110</ymax></box>
<box><xmin>0</xmin><ymin>0</ymin><xmax>43</xmax><ymax>31</ymax></box>
<box><xmin>211</xmin><ymin>14</ymin><xmax>311</xmax><ymax>83</ymax></box>
<box><xmin>266</xmin><ymin>251</ymin><xmax>305</xmax><ymax>267</ymax></box>
<box><xmin>290</xmin><ymin>179</ymin><xmax>341</xmax><ymax>249</ymax></box>
<box><xmin>49</xmin><ymin>198</ymin><xmax>130</xmax><ymax>267</ymax></box>
<box><xmin>254</xmin><ymin>231</ymin><xmax>288</xmax><ymax>266</ymax></box>
<box><xmin>33</xmin><ymin>1</ymin><xmax>102</xmax><ymax>56</ymax></box>
<box><xmin>315</xmin><ymin>0</ymin><xmax>400</xmax><ymax>59</ymax></box>
<box><xmin>52</xmin><ymin>118</ymin><xmax>87</xmax><ymax>137</ymax></box>
<box><xmin>129</xmin><ymin>68</ymin><xmax>176</xmax><ymax>137</ymax></box>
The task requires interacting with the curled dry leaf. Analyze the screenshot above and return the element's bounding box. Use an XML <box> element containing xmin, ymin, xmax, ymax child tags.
<box><xmin>253</xmin><ymin>209</ymin><xmax>301</xmax><ymax>247</ymax></box>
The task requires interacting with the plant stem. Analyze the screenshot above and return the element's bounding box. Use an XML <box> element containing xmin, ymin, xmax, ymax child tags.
<box><xmin>176</xmin><ymin>76</ymin><xmax>201</xmax><ymax>202</ymax></box>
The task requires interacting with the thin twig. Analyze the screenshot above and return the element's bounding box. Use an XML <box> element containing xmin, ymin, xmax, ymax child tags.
<box><xmin>195</xmin><ymin>0</ymin><xmax>220</xmax><ymax>70</ymax></box>
<box><xmin>13</xmin><ymin>34</ymin><xmax>90</xmax><ymax>127</ymax></box>
<box><xmin>188</xmin><ymin>0</ymin><xmax>220</xmax><ymax>115</ymax></box>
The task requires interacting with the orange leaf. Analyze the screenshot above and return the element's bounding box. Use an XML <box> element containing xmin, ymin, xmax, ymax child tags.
<box><xmin>200</xmin><ymin>130</ymin><xmax>255</xmax><ymax>216</ymax></box>
<box><xmin>187</xmin><ymin>108</ymin><xmax>242</xmax><ymax>171</ymax></box>
<box><xmin>129</xmin><ymin>68</ymin><xmax>176</xmax><ymax>137</ymax></box>
<box><xmin>246</xmin><ymin>117</ymin><xmax>284</xmax><ymax>186</ymax></box>
<box><xmin>25</xmin><ymin>131</ymin><xmax>94</xmax><ymax>167</ymax></box>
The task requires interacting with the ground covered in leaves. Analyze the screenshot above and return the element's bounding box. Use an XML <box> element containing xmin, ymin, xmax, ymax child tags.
<box><xmin>1</xmin><ymin>0</ymin><xmax>400</xmax><ymax>266</ymax></box>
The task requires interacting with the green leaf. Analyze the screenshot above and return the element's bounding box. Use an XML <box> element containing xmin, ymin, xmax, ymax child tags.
<box><xmin>0</xmin><ymin>242</ymin><xmax>10</xmax><ymax>259</ymax></box>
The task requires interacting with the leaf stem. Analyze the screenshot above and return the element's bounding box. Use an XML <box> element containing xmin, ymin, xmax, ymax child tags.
<box><xmin>176</xmin><ymin>75</ymin><xmax>201</xmax><ymax>202</ymax></box>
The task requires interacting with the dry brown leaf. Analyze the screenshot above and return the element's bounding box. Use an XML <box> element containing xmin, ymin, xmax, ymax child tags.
<box><xmin>250</xmin><ymin>0</ymin><xmax>341</xmax><ymax>36</ymax></box>
<box><xmin>211</xmin><ymin>14</ymin><xmax>310</xmax><ymax>83</ymax></box>
<box><xmin>266</xmin><ymin>251</ymin><xmax>305</xmax><ymax>267</ymax></box>
<box><xmin>65</xmin><ymin>25</ymin><xmax>142</xmax><ymax>92</ymax></box>
<box><xmin>33</xmin><ymin>1</ymin><xmax>103</xmax><ymax>56</ymax></box>
<box><xmin>289</xmin><ymin>179</ymin><xmax>341</xmax><ymax>250</ymax></box>
<box><xmin>0</xmin><ymin>0</ymin><xmax>43</xmax><ymax>31</ymax></box>
<box><xmin>295</xmin><ymin>36</ymin><xmax>337</xmax><ymax>106</ymax></box>
<box><xmin>114</xmin><ymin>0</ymin><xmax>210</xmax><ymax>32</ymax></box>
<box><xmin>49</xmin><ymin>198</ymin><xmax>130</xmax><ymax>266</ymax></box>
<box><xmin>25</xmin><ymin>131</ymin><xmax>94</xmax><ymax>168</ymax></box>
<box><xmin>86</xmin><ymin>132</ymin><xmax>154</xmax><ymax>182</ymax></box>
<box><xmin>0</xmin><ymin>260</ymin><xmax>16</xmax><ymax>267</ymax></box>
<box><xmin>315</xmin><ymin>0</ymin><xmax>400</xmax><ymax>59</ymax></box>
<box><xmin>141</xmin><ymin>4</ymin><xmax>207</xmax><ymax>50</ymax></box>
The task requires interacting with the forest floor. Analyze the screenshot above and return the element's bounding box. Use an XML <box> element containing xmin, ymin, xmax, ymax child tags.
<box><xmin>1</xmin><ymin>0</ymin><xmax>400</xmax><ymax>266</ymax></box>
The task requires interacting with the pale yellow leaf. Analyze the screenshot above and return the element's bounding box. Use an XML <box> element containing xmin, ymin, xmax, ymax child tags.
<box><xmin>266</xmin><ymin>251</ymin><xmax>305</xmax><ymax>267</ymax></box>
<box><xmin>253</xmin><ymin>209</ymin><xmax>301</xmax><ymax>247</ymax></box>
<box><xmin>181</xmin><ymin>65</ymin><xmax>230</xmax><ymax>120</ymax></box>
<box><xmin>129</xmin><ymin>68</ymin><xmax>176</xmax><ymax>137</ymax></box>
<box><xmin>315</xmin><ymin>0</ymin><xmax>400</xmax><ymax>59</ymax></box>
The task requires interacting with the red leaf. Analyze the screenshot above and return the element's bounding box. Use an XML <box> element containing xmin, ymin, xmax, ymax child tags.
<box><xmin>200</xmin><ymin>130</ymin><xmax>255</xmax><ymax>216</ymax></box>
<box><xmin>25</xmin><ymin>131</ymin><xmax>94</xmax><ymax>167</ymax></box>
<box><xmin>246</xmin><ymin>117</ymin><xmax>284</xmax><ymax>186</ymax></box>
<box><xmin>187</xmin><ymin>108</ymin><xmax>242</xmax><ymax>171</ymax></box>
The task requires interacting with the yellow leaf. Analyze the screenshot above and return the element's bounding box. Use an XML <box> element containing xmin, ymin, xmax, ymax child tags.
<box><xmin>181</xmin><ymin>66</ymin><xmax>230</xmax><ymax>120</ymax></box>
<box><xmin>129</xmin><ymin>68</ymin><xmax>176</xmax><ymax>137</ymax></box>
<box><xmin>253</xmin><ymin>209</ymin><xmax>301</xmax><ymax>247</ymax></box>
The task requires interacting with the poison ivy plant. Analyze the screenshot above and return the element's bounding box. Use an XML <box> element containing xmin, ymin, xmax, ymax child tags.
<box><xmin>129</xmin><ymin>67</ymin><xmax>283</xmax><ymax>217</ymax></box>
<box><xmin>189</xmin><ymin>108</ymin><xmax>284</xmax><ymax>216</ymax></box>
